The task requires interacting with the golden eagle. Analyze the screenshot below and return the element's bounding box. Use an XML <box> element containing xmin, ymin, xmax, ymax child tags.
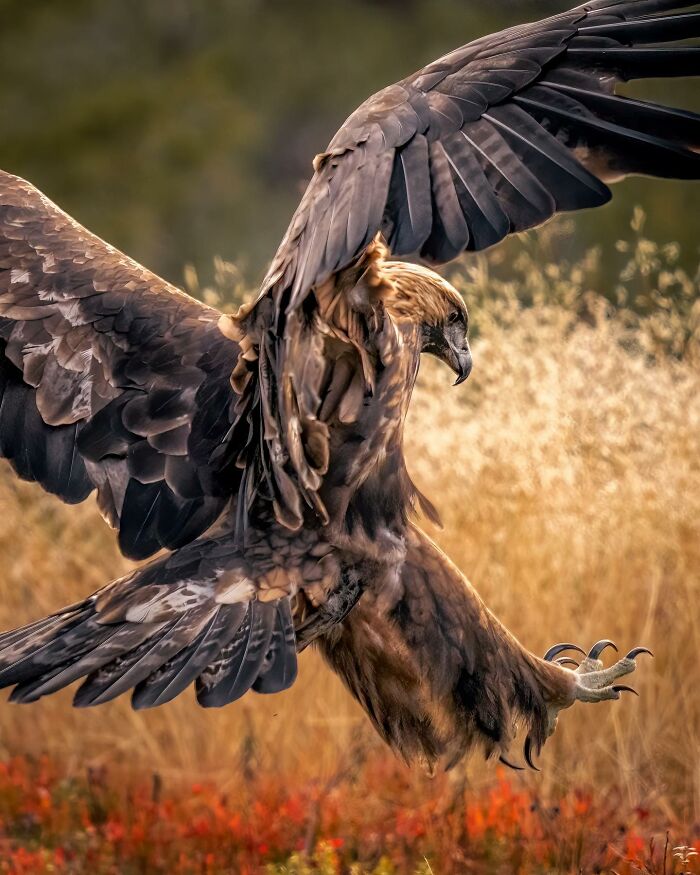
<box><xmin>0</xmin><ymin>0</ymin><xmax>696</xmax><ymax>771</ymax></box>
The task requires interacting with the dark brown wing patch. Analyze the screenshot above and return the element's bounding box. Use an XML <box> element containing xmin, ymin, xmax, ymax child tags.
<box><xmin>0</xmin><ymin>171</ymin><xmax>242</xmax><ymax>559</ymax></box>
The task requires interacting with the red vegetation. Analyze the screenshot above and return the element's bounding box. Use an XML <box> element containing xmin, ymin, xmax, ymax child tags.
<box><xmin>0</xmin><ymin>756</ymin><xmax>697</xmax><ymax>874</ymax></box>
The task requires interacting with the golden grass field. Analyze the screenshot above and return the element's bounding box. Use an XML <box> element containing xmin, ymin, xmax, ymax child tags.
<box><xmin>0</xmin><ymin>216</ymin><xmax>698</xmax><ymax>872</ymax></box>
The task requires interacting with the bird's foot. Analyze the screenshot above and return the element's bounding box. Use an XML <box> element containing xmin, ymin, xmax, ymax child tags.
<box><xmin>545</xmin><ymin>638</ymin><xmax>653</xmax><ymax>705</ymax></box>
<box><xmin>501</xmin><ymin>639</ymin><xmax>653</xmax><ymax>771</ymax></box>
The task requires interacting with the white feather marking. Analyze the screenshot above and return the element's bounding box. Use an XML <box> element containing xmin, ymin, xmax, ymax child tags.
<box><xmin>125</xmin><ymin>593</ymin><xmax>170</xmax><ymax>623</ymax></box>
<box><xmin>10</xmin><ymin>269</ymin><xmax>30</xmax><ymax>285</ymax></box>
<box><xmin>215</xmin><ymin>577</ymin><xmax>256</xmax><ymax>605</ymax></box>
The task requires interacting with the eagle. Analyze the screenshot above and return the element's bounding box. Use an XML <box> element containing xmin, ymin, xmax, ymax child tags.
<box><xmin>0</xmin><ymin>0</ymin><xmax>696</xmax><ymax>772</ymax></box>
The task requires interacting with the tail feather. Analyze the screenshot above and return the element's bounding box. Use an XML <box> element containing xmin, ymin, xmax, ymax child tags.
<box><xmin>0</xmin><ymin>537</ymin><xmax>300</xmax><ymax>710</ymax></box>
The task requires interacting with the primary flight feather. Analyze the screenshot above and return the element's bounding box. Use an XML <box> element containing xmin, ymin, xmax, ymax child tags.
<box><xmin>0</xmin><ymin>0</ymin><xmax>696</xmax><ymax>770</ymax></box>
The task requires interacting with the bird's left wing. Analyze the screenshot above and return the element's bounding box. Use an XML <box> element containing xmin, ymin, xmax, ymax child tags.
<box><xmin>263</xmin><ymin>0</ymin><xmax>700</xmax><ymax>310</ymax></box>
<box><xmin>230</xmin><ymin>0</ymin><xmax>700</xmax><ymax>532</ymax></box>
<box><xmin>0</xmin><ymin>171</ymin><xmax>242</xmax><ymax>560</ymax></box>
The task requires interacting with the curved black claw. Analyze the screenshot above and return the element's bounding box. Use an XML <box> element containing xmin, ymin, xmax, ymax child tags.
<box><xmin>613</xmin><ymin>685</ymin><xmax>639</xmax><ymax>697</ymax></box>
<box><xmin>555</xmin><ymin>657</ymin><xmax>580</xmax><ymax>668</ymax></box>
<box><xmin>523</xmin><ymin>736</ymin><xmax>541</xmax><ymax>772</ymax></box>
<box><xmin>588</xmin><ymin>639</ymin><xmax>618</xmax><ymax>660</ymax></box>
<box><xmin>543</xmin><ymin>643</ymin><xmax>586</xmax><ymax>662</ymax></box>
<box><xmin>499</xmin><ymin>755</ymin><xmax>525</xmax><ymax>772</ymax></box>
<box><xmin>625</xmin><ymin>647</ymin><xmax>654</xmax><ymax>660</ymax></box>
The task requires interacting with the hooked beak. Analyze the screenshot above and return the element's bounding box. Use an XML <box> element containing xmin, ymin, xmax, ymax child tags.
<box><xmin>421</xmin><ymin>322</ymin><xmax>473</xmax><ymax>387</ymax></box>
<box><xmin>453</xmin><ymin>348</ymin><xmax>473</xmax><ymax>386</ymax></box>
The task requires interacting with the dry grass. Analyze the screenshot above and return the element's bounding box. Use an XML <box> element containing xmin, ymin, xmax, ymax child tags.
<box><xmin>0</xmin><ymin>216</ymin><xmax>698</xmax><ymax>859</ymax></box>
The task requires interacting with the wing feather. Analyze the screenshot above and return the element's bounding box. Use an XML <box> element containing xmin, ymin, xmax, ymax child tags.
<box><xmin>421</xmin><ymin>141</ymin><xmax>471</xmax><ymax>262</ymax></box>
<box><xmin>211</xmin><ymin>0</ymin><xmax>700</xmax><ymax>536</ymax></box>
<box><xmin>258</xmin><ymin>0</ymin><xmax>699</xmax><ymax>309</ymax></box>
<box><xmin>132</xmin><ymin>604</ymin><xmax>248</xmax><ymax>709</ymax></box>
<box><xmin>442</xmin><ymin>131</ymin><xmax>510</xmax><ymax>251</ymax></box>
<box><xmin>0</xmin><ymin>171</ymin><xmax>242</xmax><ymax>559</ymax></box>
<box><xmin>196</xmin><ymin>601</ymin><xmax>277</xmax><ymax>707</ymax></box>
<box><xmin>386</xmin><ymin>134</ymin><xmax>433</xmax><ymax>254</ymax></box>
<box><xmin>0</xmin><ymin>536</ymin><xmax>307</xmax><ymax>710</ymax></box>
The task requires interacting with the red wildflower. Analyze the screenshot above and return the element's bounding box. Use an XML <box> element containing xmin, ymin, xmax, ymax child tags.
<box><xmin>624</xmin><ymin>831</ymin><xmax>646</xmax><ymax>862</ymax></box>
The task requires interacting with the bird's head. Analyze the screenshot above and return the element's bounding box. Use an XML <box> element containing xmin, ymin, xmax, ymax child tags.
<box><xmin>383</xmin><ymin>261</ymin><xmax>472</xmax><ymax>386</ymax></box>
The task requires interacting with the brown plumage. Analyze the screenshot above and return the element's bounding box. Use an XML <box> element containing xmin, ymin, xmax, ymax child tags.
<box><xmin>0</xmin><ymin>0</ymin><xmax>696</xmax><ymax>769</ymax></box>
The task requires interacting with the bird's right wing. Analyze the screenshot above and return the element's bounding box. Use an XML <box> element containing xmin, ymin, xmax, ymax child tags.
<box><xmin>0</xmin><ymin>171</ymin><xmax>242</xmax><ymax>560</ymax></box>
<box><xmin>0</xmin><ymin>530</ymin><xmax>322</xmax><ymax>710</ymax></box>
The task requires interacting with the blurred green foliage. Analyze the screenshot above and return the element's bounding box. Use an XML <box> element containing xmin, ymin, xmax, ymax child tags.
<box><xmin>0</xmin><ymin>0</ymin><xmax>697</xmax><ymax>291</ymax></box>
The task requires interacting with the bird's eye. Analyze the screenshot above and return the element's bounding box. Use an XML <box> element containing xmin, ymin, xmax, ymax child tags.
<box><xmin>447</xmin><ymin>311</ymin><xmax>463</xmax><ymax>326</ymax></box>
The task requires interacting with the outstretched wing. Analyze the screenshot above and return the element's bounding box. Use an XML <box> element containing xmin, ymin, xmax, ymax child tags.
<box><xmin>0</xmin><ymin>171</ymin><xmax>241</xmax><ymax>560</ymax></box>
<box><xmin>263</xmin><ymin>0</ymin><xmax>700</xmax><ymax>310</ymax></box>
<box><xmin>230</xmin><ymin>0</ymin><xmax>700</xmax><ymax>533</ymax></box>
<box><xmin>0</xmin><ymin>533</ymin><xmax>315</xmax><ymax>710</ymax></box>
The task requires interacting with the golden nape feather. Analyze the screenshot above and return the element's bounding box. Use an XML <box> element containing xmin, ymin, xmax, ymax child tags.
<box><xmin>0</xmin><ymin>0</ymin><xmax>694</xmax><ymax>770</ymax></box>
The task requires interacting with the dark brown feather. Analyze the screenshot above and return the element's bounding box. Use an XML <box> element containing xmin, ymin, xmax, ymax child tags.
<box><xmin>0</xmin><ymin>171</ymin><xmax>241</xmax><ymax>559</ymax></box>
<box><xmin>0</xmin><ymin>535</ymin><xmax>308</xmax><ymax>709</ymax></box>
<box><xmin>258</xmin><ymin>0</ymin><xmax>698</xmax><ymax>317</ymax></box>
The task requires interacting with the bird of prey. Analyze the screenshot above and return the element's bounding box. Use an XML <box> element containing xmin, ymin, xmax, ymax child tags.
<box><xmin>0</xmin><ymin>0</ymin><xmax>696</xmax><ymax>771</ymax></box>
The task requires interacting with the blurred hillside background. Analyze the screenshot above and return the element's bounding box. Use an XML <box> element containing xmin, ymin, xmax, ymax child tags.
<box><xmin>0</xmin><ymin>1</ymin><xmax>698</xmax><ymax>872</ymax></box>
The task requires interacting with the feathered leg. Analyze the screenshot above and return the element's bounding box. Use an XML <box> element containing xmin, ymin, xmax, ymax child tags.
<box><xmin>318</xmin><ymin>524</ymin><xmax>649</xmax><ymax>771</ymax></box>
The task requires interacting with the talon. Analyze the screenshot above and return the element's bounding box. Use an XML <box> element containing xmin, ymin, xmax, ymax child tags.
<box><xmin>555</xmin><ymin>657</ymin><xmax>580</xmax><ymax>667</ymax></box>
<box><xmin>612</xmin><ymin>685</ymin><xmax>638</xmax><ymax>696</ymax></box>
<box><xmin>499</xmin><ymin>755</ymin><xmax>525</xmax><ymax>772</ymax></box>
<box><xmin>523</xmin><ymin>736</ymin><xmax>541</xmax><ymax>772</ymax></box>
<box><xmin>625</xmin><ymin>647</ymin><xmax>653</xmax><ymax>660</ymax></box>
<box><xmin>588</xmin><ymin>639</ymin><xmax>618</xmax><ymax>660</ymax></box>
<box><xmin>543</xmin><ymin>643</ymin><xmax>586</xmax><ymax>662</ymax></box>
